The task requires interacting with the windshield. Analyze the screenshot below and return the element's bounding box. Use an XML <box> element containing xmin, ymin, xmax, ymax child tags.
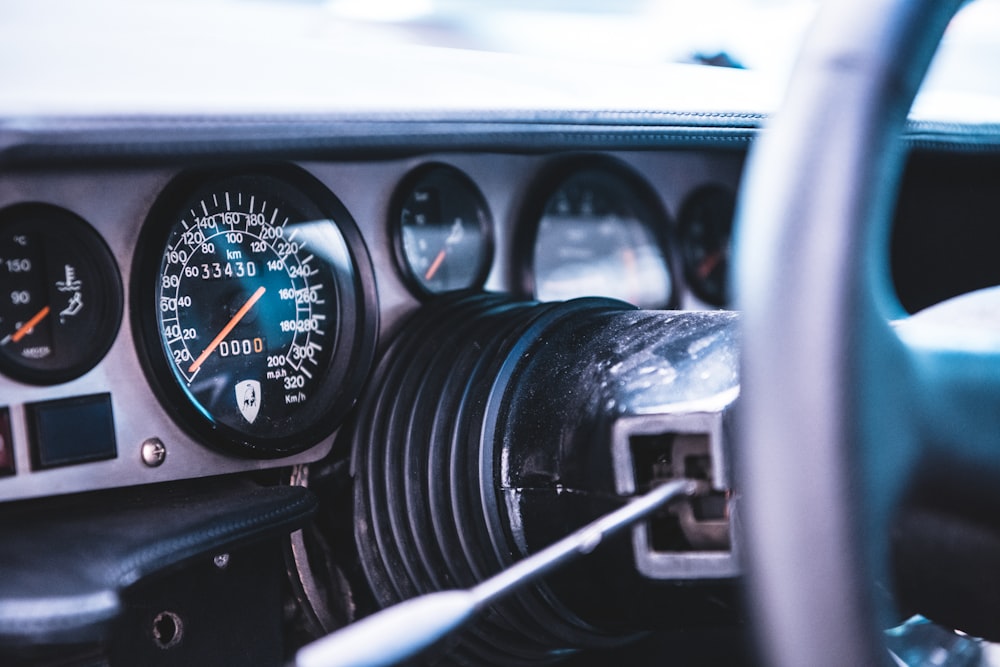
<box><xmin>321</xmin><ymin>0</ymin><xmax>1000</xmax><ymax>118</ymax></box>
<box><xmin>2</xmin><ymin>0</ymin><xmax>999</xmax><ymax>120</ymax></box>
<box><xmin>323</xmin><ymin>0</ymin><xmax>817</xmax><ymax>71</ymax></box>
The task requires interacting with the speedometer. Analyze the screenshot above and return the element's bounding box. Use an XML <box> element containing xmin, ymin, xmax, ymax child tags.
<box><xmin>133</xmin><ymin>166</ymin><xmax>377</xmax><ymax>458</ymax></box>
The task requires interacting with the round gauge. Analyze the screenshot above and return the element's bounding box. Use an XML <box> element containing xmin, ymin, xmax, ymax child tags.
<box><xmin>133</xmin><ymin>166</ymin><xmax>377</xmax><ymax>458</ymax></box>
<box><xmin>391</xmin><ymin>164</ymin><xmax>493</xmax><ymax>297</ymax></box>
<box><xmin>0</xmin><ymin>204</ymin><xmax>123</xmax><ymax>385</ymax></box>
<box><xmin>678</xmin><ymin>185</ymin><xmax>735</xmax><ymax>307</ymax></box>
<box><xmin>518</xmin><ymin>161</ymin><xmax>675</xmax><ymax>309</ymax></box>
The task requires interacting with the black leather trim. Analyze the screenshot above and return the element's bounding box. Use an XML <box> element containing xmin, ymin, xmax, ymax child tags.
<box><xmin>3</xmin><ymin>112</ymin><xmax>1000</xmax><ymax>165</ymax></box>
<box><xmin>0</xmin><ymin>478</ymin><xmax>316</xmax><ymax>646</ymax></box>
<box><xmin>904</xmin><ymin>121</ymin><xmax>1000</xmax><ymax>152</ymax></box>
<box><xmin>0</xmin><ymin>116</ymin><xmax>756</xmax><ymax>165</ymax></box>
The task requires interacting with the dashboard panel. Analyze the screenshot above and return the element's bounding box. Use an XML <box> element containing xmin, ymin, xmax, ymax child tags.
<box><xmin>0</xmin><ymin>141</ymin><xmax>996</xmax><ymax>506</ymax></box>
<box><xmin>0</xmin><ymin>150</ymin><xmax>744</xmax><ymax>504</ymax></box>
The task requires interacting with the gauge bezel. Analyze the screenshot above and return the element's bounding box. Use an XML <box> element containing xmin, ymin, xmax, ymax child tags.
<box><xmin>512</xmin><ymin>155</ymin><xmax>679</xmax><ymax>309</ymax></box>
<box><xmin>0</xmin><ymin>203</ymin><xmax>123</xmax><ymax>386</ymax></box>
<box><xmin>131</xmin><ymin>164</ymin><xmax>378</xmax><ymax>459</ymax></box>
<box><xmin>389</xmin><ymin>163</ymin><xmax>494</xmax><ymax>299</ymax></box>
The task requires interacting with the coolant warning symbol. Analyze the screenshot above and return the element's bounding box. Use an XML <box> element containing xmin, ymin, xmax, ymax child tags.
<box><xmin>236</xmin><ymin>380</ymin><xmax>261</xmax><ymax>424</ymax></box>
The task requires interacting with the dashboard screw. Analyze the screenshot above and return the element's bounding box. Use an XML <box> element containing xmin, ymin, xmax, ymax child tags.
<box><xmin>141</xmin><ymin>438</ymin><xmax>166</xmax><ymax>467</ymax></box>
<box><xmin>213</xmin><ymin>553</ymin><xmax>230</xmax><ymax>570</ymax></box>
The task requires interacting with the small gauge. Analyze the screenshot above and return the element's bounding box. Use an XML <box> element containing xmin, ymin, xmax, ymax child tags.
<box><xmin>518</xmin><ymin>161</ymin><xmax>675</xmax><ymax>309</ymax></box>
<box><xmin>391</xmin><ymin>164</ymin><xmax>493</xmax><ymax>297</ymax></box>
<box><xmin>678</xmin><ymin>185</ymin><xmax>736</xmax><ymax>307</ymax></box>
<box><xmin>0</xmin><ymin>204</ymin><xmax>123</xmax><ymax>385</ymax></box>
<box><xmin>133</xmin><ymin>166</ymin><xmax>377</xmax><ymax>458</ymax></box>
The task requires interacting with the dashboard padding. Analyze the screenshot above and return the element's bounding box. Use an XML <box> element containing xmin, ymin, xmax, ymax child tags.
<box><xmin>0</xmin><ymin>478</ymin><xmax>316</xmax><ymax>647</ymax></box>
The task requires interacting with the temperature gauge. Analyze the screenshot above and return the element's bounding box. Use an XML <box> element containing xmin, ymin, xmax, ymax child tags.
<box><xmin>0</xmin><ymin>204</ymin><xmax>123</xmax><ymax>385</ymax></box>
<box><xmin>391</xmin><ymin>164</ymin><xmax>493</xmax><ymax>297</ymax></box>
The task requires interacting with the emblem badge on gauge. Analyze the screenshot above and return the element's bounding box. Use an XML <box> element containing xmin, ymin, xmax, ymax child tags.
<box><xmin>133</xmin><ymin>166</ymin><xmax>377</xmax><ymax>458</ymax></box>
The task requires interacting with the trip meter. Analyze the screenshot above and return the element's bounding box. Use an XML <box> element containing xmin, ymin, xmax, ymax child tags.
<box><xmin>133</xmin><ymin>166</ymin><xmax>377</xmax><ymax>458</ymax></box>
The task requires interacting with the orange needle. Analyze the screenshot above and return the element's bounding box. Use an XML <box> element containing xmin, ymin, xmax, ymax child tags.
<box><xmin>424</xmin><ymin>249</ymin><xmax>447</xmax><ymax>281</ymax></box>
<box><xmin>188</xmin><ymin>286</ymin><xmax>266</xmax><ymax>374</ymax></box>
<box><xmin>697</xmin><ymin>250</ymin><xmax>724</xmax><ymax>280</ymax></box>
<box><xmin>11</xmin><ymin>306</ymin><xmax>50</xmax><ymax>343</ymax></box>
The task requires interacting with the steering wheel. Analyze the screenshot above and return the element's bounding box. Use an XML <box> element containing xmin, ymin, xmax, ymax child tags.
<box><xmin>734</xmin><ymin>0</ymin><xmax>976</xmax><ymax>665</ymax></box>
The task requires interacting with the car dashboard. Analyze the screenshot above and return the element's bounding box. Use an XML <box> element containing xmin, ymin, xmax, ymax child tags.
<box><xmin>2</xmin><ymin>117</ymin><xmax>997</xmax><ymax>499</ymax></box>
<box><xmin>0</xmin><ymin>136</ymin><xmax>750</xmax><ymax>502</ymax></box>
<box><xmin>4</xmin><ymin>14</ymin><xmax>1000</xmax><ymax>663</ymax></box>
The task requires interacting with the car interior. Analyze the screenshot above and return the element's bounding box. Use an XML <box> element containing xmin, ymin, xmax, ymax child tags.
<box><xmin>2</xmin><ymin>0</ymin><xmax>1000</xmax><ymax>665</ymax></box>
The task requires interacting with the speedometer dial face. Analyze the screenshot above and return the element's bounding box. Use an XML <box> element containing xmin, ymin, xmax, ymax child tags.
<box><xmin>134</xmin><ymin>166</ymin><xmax>377</xmax><ymax>458</ymax></box>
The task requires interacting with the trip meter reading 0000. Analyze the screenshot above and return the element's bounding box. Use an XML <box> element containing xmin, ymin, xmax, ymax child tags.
<box><xmin>134</xmin><ymin>166</ymin><xmax>377</xmax><ymax>458</ymax></box>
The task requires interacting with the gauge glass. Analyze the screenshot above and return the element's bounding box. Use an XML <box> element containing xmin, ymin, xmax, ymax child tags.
<box><xmin>678</xmin><ymin>185</ymin><xmax>735</xmax><ymax>307</ymax></box>
<box><xmin>0</xmin><ymin>204</ymin><xmax>122</xmax><ymax>385</ymax></box>
<box><xmin>392</xmin><ymin>164</ymin><xmax>492</xmax><ymax>296</ymax></box>
<box><xmin>529</xmin><ymin>167</ymin><xmax>673</xmax><ymax>308</ymax></box>
<box><xmin>136</xmin><ymin>168</ymin><xmax>376</xmax><ymax>458</ymax></box>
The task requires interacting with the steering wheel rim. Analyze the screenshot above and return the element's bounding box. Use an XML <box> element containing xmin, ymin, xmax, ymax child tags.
<box><xmin>734</xmin><ymin>1</ymin><xmax>969</xmax><ymax>665</ymax></box>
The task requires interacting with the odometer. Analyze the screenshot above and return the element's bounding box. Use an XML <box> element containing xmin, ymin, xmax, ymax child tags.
<box><xmin>134</xmin><ymin>166</ymin><xmax>377</xmax><ymax>458</ymax></box>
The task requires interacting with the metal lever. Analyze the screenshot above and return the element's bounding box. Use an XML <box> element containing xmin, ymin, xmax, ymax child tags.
<box><xmin>296</xmin><ymin>478</ymin><xmax>703</xmax><ymax>667</ymax></box>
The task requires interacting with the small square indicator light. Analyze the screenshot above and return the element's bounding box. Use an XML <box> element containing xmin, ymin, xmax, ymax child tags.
<box><xmin>26</xmin><ymin>393</ymin><xmax>117</xmax><ymax>470</ymax></box>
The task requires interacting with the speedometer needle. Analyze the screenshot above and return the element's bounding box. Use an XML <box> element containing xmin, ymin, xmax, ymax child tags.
<box><xmin>188</xmin><ymin>286</ymin><xmax>266</xmax><ymax>374</ymax></box>
<box><xmin>2</xmin><ymin>306</ymin><xmax>50</xmax><ymax>345</ymax></box>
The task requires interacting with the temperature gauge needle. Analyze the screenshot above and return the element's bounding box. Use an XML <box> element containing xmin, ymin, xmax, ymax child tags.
<box><xmin>423</xmin><ymin>219</ymin><xmax>465</xmax><ymax>282</ymax></box>
<box><xmin>2</xmin><ymin>306</ymin><xmax>50</xmax><ymax>345</ymax></box>
<box><xmin>424</xmin><ymin>249</ymin><xmax>447</xmax><ymax>281</ymax></box>
<box><xmin>188</xmin><ymin>286</ymin><xmax>266</xmax><ymax>374</ymax></box>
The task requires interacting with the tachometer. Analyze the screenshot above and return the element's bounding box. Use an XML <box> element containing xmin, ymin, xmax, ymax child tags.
<box><xmin>517</xmin><ymin>159</ymin><xmax>676</xmax><ymax>309</ymax></box>
<box><xmin>133</xmin><ymin>166</ymin><xmax>377</xmax><ymax>458</ymax></box>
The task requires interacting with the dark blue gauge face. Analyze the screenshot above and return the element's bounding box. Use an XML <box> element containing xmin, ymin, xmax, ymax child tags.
<box><xmin>138</xmin><ymin>167</ymin><xmax>377</xmax><ymax>458</ymax></box>
<box><xmin>156</xmin><ymin>188</ymin><xmax>342</xmax><ymax>440</ymax></box>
